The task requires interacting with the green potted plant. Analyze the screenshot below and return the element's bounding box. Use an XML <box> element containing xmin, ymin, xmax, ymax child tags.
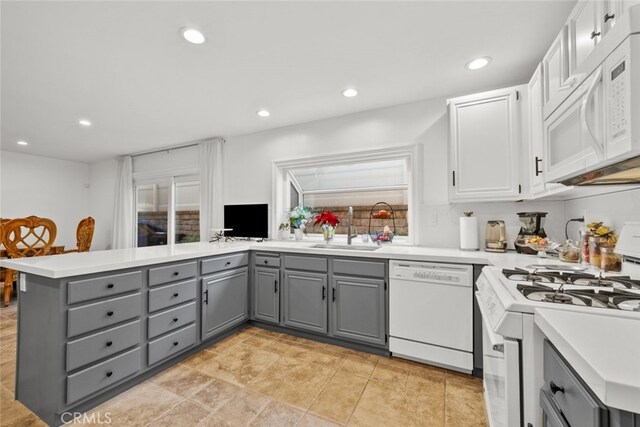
<box><xmin>288</xmin><ymin>206</ymin><xmax>312</xmax><ymax>240</ymax></box>
<box><xmin>278</xmin><ymin>222</ymin><xmax>290</xmax><ymax>240</ymax></box>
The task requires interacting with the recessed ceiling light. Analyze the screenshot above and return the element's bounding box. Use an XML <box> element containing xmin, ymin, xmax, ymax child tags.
<box><xmin>180</xmin><ymin>27</ymin><xmax>206</xmax><ymax>45</ymax></box>
<box><xmin>78</xmin><ymin>119</ymin><xmax>92</xmax><ymax>126</ymax></box>
<box><xmin>256</xmin><ymin>109</ymin><xmax>271</xmax><ymax>118</ymax></box>
<box><xmin>342</xmin><ymin>88</ymin><xmax>358</xmax><ymax>98</ymax></box>
<box><xmin>465</xmin><ymin>57</ymin><xmax>492</xmax><ymax>70</ymax></box>
<box><xmin>17</xmin><ymin>140</ymin><xmax>28</xmax><ymax>146</ymax></box>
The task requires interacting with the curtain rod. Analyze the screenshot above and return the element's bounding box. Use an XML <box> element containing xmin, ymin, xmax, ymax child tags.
<box><xmin>129</xmin><ymin>137</ymin><xmax>225</xmax><ymax>158</ymax></box>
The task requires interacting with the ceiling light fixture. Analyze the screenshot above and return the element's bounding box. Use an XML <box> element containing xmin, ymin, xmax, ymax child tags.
<box><xmin>17</xmin><ymin>140</ymin><xmax>28</xmax><ymax>146</ymax></box>
<box><xmin>78</xmin><ymin>119</ymin><xmax>92</xmax><ymax>126</ymax></box>
<box><xmin>256</xmin><ymin>109</ymin><xmax>271</xmax><ymax>118</ymax></box>
<box><xmin>465</xmin><ymin>57</ymin><xmax>492</xmax><ymax>71</ymax></box>
<box><xmin>180</xmin><ymin>27</ymin><xmax>206</xmax><ymax>44</ymax></box>
<box><xmin>342</xmin><ymin>88</ymin><xmax>358</xmax><ymax>98</ymax></box>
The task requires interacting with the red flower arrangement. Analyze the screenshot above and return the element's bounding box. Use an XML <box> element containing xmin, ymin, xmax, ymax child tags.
<box><xmin>314</xmin><ymin>211</ymin><xmax>340</xmax><ymax>227</ymax></box>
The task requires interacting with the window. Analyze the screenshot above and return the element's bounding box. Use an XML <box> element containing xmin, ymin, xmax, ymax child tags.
<box><xmin>273</xmin><ymin>146</ymin><xmax>421</xmax><ymax>243</ymax></box>
<box><xmin>135</xmin><ymin>175</ymin><xmax>200</xmax><ymax>247</ymax></box>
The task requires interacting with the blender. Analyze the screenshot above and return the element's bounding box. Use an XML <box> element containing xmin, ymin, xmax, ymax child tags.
<box><xmin>514</xmin><ymin>212</ymin><xmax>548</xmax><ymax>254</ymax></box>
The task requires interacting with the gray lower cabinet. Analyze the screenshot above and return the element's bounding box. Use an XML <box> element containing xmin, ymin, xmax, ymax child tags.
<box><xmin>283</xmin><ymin>270</ymin><xmax>328</xmax><ymax>334</ymax></box>
<box><xmin>201</xmin><ymin>267</ymin><xmax>249</xmax><ymax>340</ymax></box>
<box><xmin>254</xmin><ymin>267</ymin><xmax>280</xmax><ymax>324</ymax></box>
<box><xmin>331</xmin><ymin>275</ymin><xmax>386</xmax><ymax>346</ymax></box>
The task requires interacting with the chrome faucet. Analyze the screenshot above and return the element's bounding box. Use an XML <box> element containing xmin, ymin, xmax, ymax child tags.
<box><xmin>347</xmin><ymin>206</ymin><xmax>358</xmax><ymax>245</ymax></box>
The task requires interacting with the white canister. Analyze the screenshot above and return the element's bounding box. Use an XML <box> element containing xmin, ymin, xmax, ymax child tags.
<box><xmin>459</xmin><ymin>216</ymin><xmax>479</xmax><ymax>250</ymax></box>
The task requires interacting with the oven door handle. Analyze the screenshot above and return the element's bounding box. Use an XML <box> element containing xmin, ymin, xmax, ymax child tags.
<box><xmin>475</xmin><ymin>291</ymin><xmax>504</xmax><ymax>353</ymax></box>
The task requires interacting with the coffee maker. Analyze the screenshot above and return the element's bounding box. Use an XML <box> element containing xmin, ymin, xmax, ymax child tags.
<box><xmin>514</xmin><ymin>212</ymin><xmax>548</xmax><ymax>254</ymax></box>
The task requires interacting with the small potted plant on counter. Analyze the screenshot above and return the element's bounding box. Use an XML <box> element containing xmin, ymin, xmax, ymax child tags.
<box><xmin>278</xmin><ymin>222</ymin><xmax>290</xmax><ymax>240</ymax></box>
<box><xmin>314</xmin><ymin>211</ymin><xmax>340</xmax><ymax>243</ymax></box>
<box><xmin>289</xmin><ymin>206</ymin><xmax>312</xmax><ymax>240</ymax></box>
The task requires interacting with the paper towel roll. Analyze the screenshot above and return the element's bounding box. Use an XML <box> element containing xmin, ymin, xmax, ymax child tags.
<box><xmin>460</xmin><ymin>217</ymin><xmax>479</xmax><ymax>250</ymax></box>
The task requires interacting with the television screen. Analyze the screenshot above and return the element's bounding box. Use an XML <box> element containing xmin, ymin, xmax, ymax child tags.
<box><xmin>223</xmin><ymin>204</ymin><xmax>269</xmax><ymax>239</ymax></box>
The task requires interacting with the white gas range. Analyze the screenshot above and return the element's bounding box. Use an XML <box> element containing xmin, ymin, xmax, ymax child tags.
<box><xmin>476</xmin><ymin>223</ymin><xmax>640</xmax><ymax>427</ymax></box>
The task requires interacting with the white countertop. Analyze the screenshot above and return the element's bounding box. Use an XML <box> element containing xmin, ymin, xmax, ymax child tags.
<box><xmin>535</xmin><ymin>308</ymin><xmax>640</xmax><ymax>413</ymax></box>
<box><xmin>0</xmin><ymin>239</ymin><xmax>549</xmax><ymax>278</ymax></box>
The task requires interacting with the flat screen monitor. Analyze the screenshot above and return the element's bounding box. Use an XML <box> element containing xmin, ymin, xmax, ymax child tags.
<box><xmin>223</xmin><ymin>204</ymin><xmax>269</xmax><ymax>239</ymax></box>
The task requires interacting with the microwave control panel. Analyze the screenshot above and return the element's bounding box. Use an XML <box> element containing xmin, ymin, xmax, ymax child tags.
<box><xmin>609</xmin><ymin>59</ymin><xmax>627</xmax><ymax>139</ymax></box>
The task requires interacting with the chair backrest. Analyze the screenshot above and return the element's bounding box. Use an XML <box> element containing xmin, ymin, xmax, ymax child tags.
<box><xmin>3</xmin><ymin>216</ymin><xmax>57</xmax><ymax>258</ymax></box>
<box><xmin>76</xmin><ymin>217</ymin><xmax>95</xmax><ymax>252</ymax></box>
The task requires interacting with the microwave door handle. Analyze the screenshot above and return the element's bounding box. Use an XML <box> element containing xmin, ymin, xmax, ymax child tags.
<box><xmin>582</xmin><ymin>67</ymin><xmax>605</xmax><ymax>158</ymax></box>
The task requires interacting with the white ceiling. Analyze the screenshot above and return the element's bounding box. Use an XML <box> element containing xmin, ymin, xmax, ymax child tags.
<box><xmin>1</xmin><ymin>0</ymin><xmax>576</xmax><ymax>163</ymax></box>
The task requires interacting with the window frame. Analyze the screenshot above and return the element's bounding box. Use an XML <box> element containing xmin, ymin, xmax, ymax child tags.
<box><xmin>272</xmin><ymin>145</ymin><xmax>422</xmax><ymax>243</ymax></box>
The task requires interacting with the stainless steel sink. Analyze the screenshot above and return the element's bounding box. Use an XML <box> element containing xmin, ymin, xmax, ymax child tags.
<box><xmin>313</xmin><ymin>244</ymin><xmax>380</xmax><ymax>251</ymax></box>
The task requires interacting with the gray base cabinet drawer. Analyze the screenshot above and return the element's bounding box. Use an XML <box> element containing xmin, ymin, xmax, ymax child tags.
<box><xmin>148</xmin><ymin>324</ymin><xmax>197</xmax><ymax>366</ymax></box>
<box><xmin>333</xmin><ymin>259</ymin><xmax>385</xmax><ymax>278</ymax></box>
<box><xmin>284</xmin><ymin>255</ymin><xmax>327</xmax><ymax>273</ymax></box>
<box><xmin>67</xmin><ymin>347</ymin><xmax>141</xmax><ymax>404</ymax></box>
<box><xmin>254</xmin><ymin>255</ymin><xmax>281</xmax><ymax>268</ymax></box>
<box><xmin>149</xmin><ymin>262</ymin><xmax>197</xmax><ymax>287</ymax></box>
<box><xmin>201</xmin><ymin>253</ymin><xmax>248</xmax><ymax>275</ymax></box>
<box><xmin>67</xmin><ymin>271</ymin><xmax>142</xmax><ymax>305</ymax></box>
<box><xmin>543</xmin><ymin>340</ymin><xmax>606</xmax><ymax>427</ymax></box>
<box><xmin>68</xmin><ymin>293</ymin><xmax>142</xmax><ymax>338</ymax></box>
<box><xmin>148</xmin><ymin>280</ymin><xmax>197</xmax><ymax>313</ymax></box>
<box><xmin>67</xmin><ymin>320</ymin><xmax>141</xmax><ymax>372</ymax></box>
<box><xmin>148</xmin><ymin>302</ymin><xmax>197</xmax><ymax>339</ymax></box>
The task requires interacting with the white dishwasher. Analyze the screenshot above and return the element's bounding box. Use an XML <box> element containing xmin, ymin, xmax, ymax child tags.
<box><xmin>389</xmin><ymin>260</ymin><xmax>473</xmax><ymax>373</ymax></box>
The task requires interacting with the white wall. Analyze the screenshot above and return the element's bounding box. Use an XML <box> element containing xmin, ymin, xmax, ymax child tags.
<box><xmin>88</xmin><ymin>159</ymin><xmax>118</xmax><ymax>250</ymax></box>
<box><xmin>0</xmin><ymin>151</ymin><xmax>90</xmax><ymax>248</ymax></box>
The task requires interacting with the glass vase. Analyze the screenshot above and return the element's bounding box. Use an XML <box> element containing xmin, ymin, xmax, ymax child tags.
<box><xmin>323</xmin><ymin>225</ymin><xmax>335</xmax><ymax>243</ymax></box>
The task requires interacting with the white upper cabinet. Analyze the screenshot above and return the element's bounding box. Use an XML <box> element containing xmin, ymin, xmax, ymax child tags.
<box><xmin>542</xmin><ymin>26</ymin><xmax>576</xmax><ymax>119</ymax></box>
<box><xmin>568</xmin><ymin>0</ymin><xmax>603</xmax><ymax>78</ymax></box>
<box><xmin>448</xmin><ymin>87</ymin><xmax>521</xmax><ymax>202</ymax></box>
<box><xmin>528</xmin><ymin>65</ymin><xmax>547</xmax><ymax>195</ymax></box>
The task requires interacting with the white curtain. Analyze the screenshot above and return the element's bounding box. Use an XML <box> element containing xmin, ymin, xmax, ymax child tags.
<box><xmin>199</xmin><ymin>138</ymin><xmax>224</xmax><ymax>241</ymax></box>
<box><xmin>112</xmin><ymin>156</ymin><xmax>134</xmax><ymax>249</ymax></box>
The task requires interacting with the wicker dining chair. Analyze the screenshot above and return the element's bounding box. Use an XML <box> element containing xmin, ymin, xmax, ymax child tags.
<box><xmin>64</xmin><ymin>216</ymin><xmax>95</xmax><ymax>253</ymax></box>
<box><xmin>2</xmin><ymin>216</ymin><xmax>57</xmax><ymax>307</ymax></box>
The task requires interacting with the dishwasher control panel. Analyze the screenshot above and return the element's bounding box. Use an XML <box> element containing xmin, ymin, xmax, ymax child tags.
<box><xmin>389</xmin><ymin>261</ymin><xmax>473</xmax><ymax>286</ymax></box>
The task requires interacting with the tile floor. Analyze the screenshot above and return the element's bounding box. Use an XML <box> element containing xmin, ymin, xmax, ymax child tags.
<box><xmin>0</xmin><ymin>301</ymin><xmax>488</xmax><ymax>426</ymax></box>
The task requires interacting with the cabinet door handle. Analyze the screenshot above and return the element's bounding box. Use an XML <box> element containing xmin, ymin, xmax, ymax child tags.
<box><xmin>274</xmin><ymin>279</ymin><xmax>278</xmax><ymax>293</ymax></box>
<box><xmin>106</xmin><ymin>311</ymin><xmax>114</xmax><ymax>317</ymax></box>
<box><xmin>590</xmin><ymin>30</ymin><xmax>601</xmax><ymax>39</ymax></box>
<box><xmin>264</xmin><ymin>260</ymin><xmax>268</xmax><ymax>264</ymax></box>
<box><xmin>173</xmin><ymin>292</ymin><xmax>179</xmax><ymax>297</ymax></box>
<box><xmin>106</xmin><ymin>341</ymin><xmax>113</xmax><ymax>347</ymax></box>
<box><xmin>550</xmin><ymin>381</ymin><xmax>564</xmax><ymax>395</ymax></box>
<box><xmin>604</xmin><ymin>13</ymin><xmax>615</xmax><ymax>22</ymax></box>
<box><xmin>535</xmin><ymin>156</ymin><xmax>542</xmax><ymax>176</ymax></box>
<box><xmin>173</xmin><ymin>271</ymin><xmax>180</xmax><ymax>276</ymax></box>
<box><xmin>173</xmin><ymin>341</ymin><xmax>179</xmax><ymax>346</ymax></box>
<box><xmin>225</xmin><ymin>261</ymin><xmax>231</xmax><ymax>266</ymax></box>
<box><xmin>322</xmin><ymin>286</ymin><xmax>326</xmax><ymax>300</ymax></box>
<box><xmin>204</xmin><ymin>289</ymin><xmax>209</xmax><ymax>305</ymax></box>
<box><xmin>173</xmin><ymin>317</ymin><xmax>179</xmax><ymax>322</ymax></box>
<box><xmin>332</xmin><ymin>288</ymin><xmax>336</xmax><ymax>302</ymax></box>
<box><xmin>452</xmin><ymin>171</ymin><xmax>456</xmax><ymax>186</ymax></box>
<box><xmin>106</xmin><ymin>371</ymin><xmax>113</xmax><ymax>377</ymax></box>
<box><xmin>106</xmin><ymin>283</ymin><xmax>114</xmax><ymax>289</ymax></box>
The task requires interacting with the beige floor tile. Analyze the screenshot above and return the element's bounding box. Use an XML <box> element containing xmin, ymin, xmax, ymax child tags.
<box><xmin>149</xmin><ymin>400</ymin><xmax>211</xmax><ymax>427</ymax></box>
<box><xmin>409</xmin><ymin>362</ymin><xmax>446</xmax><ymax>381</ymax></box>
<box><xmin>248</xmin><ymin>357</ymin><xmax>335</xmax><ymax>411</ymax></box>
<box><xmin>309</xmin><ymin>371</ymin><xmax>367</xmax><ymax>425</ymax></box>
<box><xmin>253</xmin><ymin>328</ymin><xmax>286</xmax><ymax>339</ymax></box>
<box><xmin>180</xmin><ymin>349</ymin><xmax>218</xmax><ymax>369</ymax></box>
<box><xmin>151</xmin><ymin>364</ymin><xmax>214</xmax><ymax>398</ymax></box>
<box><xmin>1</xmin><ymin>360</ymin><xmax>16</xmax><ymax>393</ymax></box>
<box><xmin>249</xmin><ymin>401</ymin><xmax>304</xmax><ymax>426</ymax></box>
<box><xmin>338</xmin><ymin>356</ymin><xmax>377</xmax><ymax>379</ymax></box>
<box><xmin>296</xmin><ymin>413</ymin><xmax>342</xmax><ymax>427</ymax></box>
<box><xmin>406</xmin><ymin>374</ymin><xmax>446</xmax><ymax>398</ymax></box>
<box><xmin>0</xmin><ymin>386</ymin><xmax>33</xmax><ymax>427</ymax></box>
<box><xmin>197</xmin><ymin>413</ymin><xmax>237</xmax><ymax>427</ymax></box>
<box><xmin>284</xmin><ymin>342</ymin><xmax>344</xmax><ymax>369</ymax></box>
<box><xmin>197</xmin><ymin>344</ymin><xmax>280</xmax><ymax>387</ymax></box>
<box><xmin>0</xmin><ymin>319</ymin><xmax>16</xmax><ymax>338</ymax></box>
<box><xmin>215</xmin><ymin>389</ymin><xmax>271</xmax><ymax>425</ymax></box>
<box><xmin>444</xmin><ymin>379</ymin><xmax>487</xmax><ymax>427</ymax></box>
<box><xmin>349</xmin><ymin>380</ymin><xmax>409</xmax><ymax>426</ymax></box>
<box><xmin>2</xmin><ymin>412</ymin><xmax>47</xmax><ymax>427</ymax></box>
<box><xmin>76</xmin><ymin>382</ymin><xmax>184</xmax><ymax>427</ymax></box>
<box><xmin>370</xmin><ymin>363</ymin><xmax>409</xmax><ymax>386</ymax></box>
<box><xmin>0</xmin><ymin>334</ymin><xmax>17</xmax><ymax>364</ymax></box>
<box><xmin>191</xmin><ymin>377</ymin><xmax>243</xmax><ymax>411</ymax></box>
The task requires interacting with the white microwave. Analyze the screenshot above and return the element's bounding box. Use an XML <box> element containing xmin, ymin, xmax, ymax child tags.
<box><xmin>544</xmin><ymin>33</ymin><xmax>640</xmax><ymax>185</ymax></box>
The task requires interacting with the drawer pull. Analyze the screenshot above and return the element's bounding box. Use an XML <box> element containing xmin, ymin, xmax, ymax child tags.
<box><xmin>550</xmin><ymin>381</ymin><xmax>564</xmax><ymax>395</ymax></box>
<box><xmin>106</xmin><ymin>371</ymin><xmax>113</xmax><ymax>377</ymax></box>
<box><xmin>173</xmin><ymin>272</ymin><xmax>179</xmax><ymax>276</ymax></box>
<box><xmin>225</xmin><ymin>261</ymin><xmax>231</xmax><ymax>266</ymax></box>
<box><xmin>173</xmin><ymin>341</ymin><xmax>179</xmax><ymax>346</ymax></box>
<box><xmin>173</xmin><ymin>317</ymin><xmax>179</xmax><ymax>322</ymax></box>
<box><xmin>107</xmin><ymin>311</ymin><xmax>114</xmax><ymax>317</ymax></box>
<box><xmin>264</xmin><ymin>260</ymin><xmax>268</xmax><ymax>264</ymax></box>
<box><xmin>173</xmin><ymin>292</ymin><xmax>179</xmax><ymax>297</ymax></box>
<box><xmin>106</xmin><ymin>341</ymin><xmax>113</xmax><ymax>347</ymax></box>
<box><xmin>107</xmin><ymin>283</ymin><xmax>114</xmax><ymax>289</ymax></box>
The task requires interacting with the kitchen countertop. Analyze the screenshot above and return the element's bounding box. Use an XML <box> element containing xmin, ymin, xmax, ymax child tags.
<box><xmin>534</xmin><ymin>308</ymin><xmax>640</xmax><ymax>414</ymax></box>
<box><xmin>0</xmin><ymin>239</ymin><xmax>554</xmax><ymax>279</ymax></box>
